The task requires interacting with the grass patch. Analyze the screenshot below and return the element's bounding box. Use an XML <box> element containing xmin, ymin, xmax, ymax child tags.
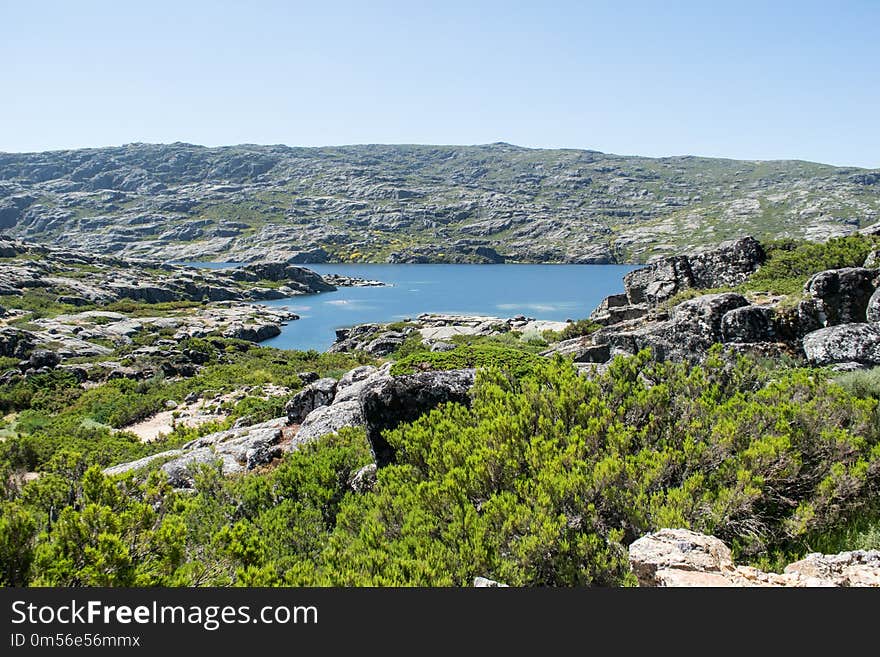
<box><xmin>742</xmin><ymin>235</ymin><xmax>878</xmax><ymax>296</ymax></box>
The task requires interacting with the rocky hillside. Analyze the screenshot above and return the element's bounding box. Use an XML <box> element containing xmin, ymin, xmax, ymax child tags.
<box><xmin>545</xmin><ymin>235</ymin><xmax>880</xmax><ymax>370</ymax></box>
<box><xmin>0</xmin><ymin>237</ymin><xmax>334</xmax><ymax>365</ymax></box>
<box><xmin>1</xmin><ymin>142</ymin><xmax>879</xmax><ymax>264</ymax></box>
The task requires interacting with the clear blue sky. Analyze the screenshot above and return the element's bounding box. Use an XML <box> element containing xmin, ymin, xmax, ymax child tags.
<box><xmin>2</xmin><ymin>0</ymin><xmax>878</xmax><ymax>167</ymax></box>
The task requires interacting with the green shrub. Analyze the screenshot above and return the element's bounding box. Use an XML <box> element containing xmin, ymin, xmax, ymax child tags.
<box><xmin>743</xmin><ymin>235</ymin><xmax>878</xmax><ymax>296</ymax></box>
<box><xmin>391</xmin><ymin>343</ymin><xmax>543</xmax><ymax>378</ymax></box>
<box><xmin>319</xmin><ymin>351</ymin><xmax>880</xmax><ymax>585</ymax></box>
<box><xmin>834</xmin><ymin>367</ymin><xmax>880</xmax><ymax>399</ymax></box>
<box><xmin>547</xmin><ymin>318</ymin><xmax>601</xmax><ymax>342</ymax></box>
<box><xmin>5</xmin><ymin>346</ymin><xmax>880</xmax><ymax>587</ymax></box>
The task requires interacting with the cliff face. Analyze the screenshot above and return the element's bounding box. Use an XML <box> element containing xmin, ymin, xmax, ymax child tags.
<box><xmin>1</xmin><ymin>142</ymin><xmax>879</xmax><ymax>264</ymax></box>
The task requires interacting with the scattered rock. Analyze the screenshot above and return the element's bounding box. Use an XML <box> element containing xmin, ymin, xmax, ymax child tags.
<box><xmin>629</xmin><ymin>528</ymin><xmax>880</xmax><ymax>587</ymax></box>
<box><xmin>350</xmin><ymin>463</ymin><xmax>378</xmax><ymax>493</ymax></box>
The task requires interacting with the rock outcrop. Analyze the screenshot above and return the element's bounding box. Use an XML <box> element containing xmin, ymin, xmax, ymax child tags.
<box><xmin>105</xmin><ymin>364</ymin><xmax>478</xmax><ymax>486</ymax></box>
<box><xmin>103</xmin><ymin>417</ymin><xmax>287</xmax><ymax>488</ymax></box>
<box><xmin>629</xmin><ymin>528</ymin><xmax>880</xmax><ymax>587</ymax></box>
<box><xmin>546</xmin><ymin>238</ymin><xmax>880</xmax><ymax>367</ymax></box>
<box><xmin>591</xmin><ymin>293</ymin><xmax>750</xmax><ymax>362</ymax></box>
<box><xmin>623</xmin><ymin>237</ymin><xmax>765</xmax><ymax>305</ymax></box>
<box><xmin>360</xmin><ymin>369</ymin><xmax>476</xmax><ymax>466</ymax></box>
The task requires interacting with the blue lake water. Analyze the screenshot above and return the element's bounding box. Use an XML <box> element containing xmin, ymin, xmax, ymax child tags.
<box><xmin>271</xmin><ymin>264</ymin><xmax>638</xmax><ymax>352</ymax></box>
<box><xmin>184</xmin><ymin>263</ymin><xmax>638</xmax><ymax>352</ymax></box>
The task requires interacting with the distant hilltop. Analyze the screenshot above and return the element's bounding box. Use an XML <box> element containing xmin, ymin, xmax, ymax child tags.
<box><xmin>1</xmin><ymin>142</ymin><xmax>878</xmax><ymax>264</ymax></box>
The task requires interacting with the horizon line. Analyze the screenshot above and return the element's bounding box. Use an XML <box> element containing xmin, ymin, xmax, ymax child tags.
<box><xmin>0</xmin><ymin>140</ymin><xmax>875</xmax><ymax>170</ymax></box>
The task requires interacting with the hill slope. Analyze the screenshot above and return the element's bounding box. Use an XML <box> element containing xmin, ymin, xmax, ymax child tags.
<box><xmin>1</xmin><ymin>142</ymin><xmax>879</xmax><ymax>263</ymax></box>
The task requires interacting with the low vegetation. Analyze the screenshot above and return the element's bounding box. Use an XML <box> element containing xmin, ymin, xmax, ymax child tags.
<box><xmin>741</xmin><ymin>235</ymin><xmax>878</xmax><ymax>296</ymax></box>
<box><xmin>0</xmin><ymin>339</ymin><xmax>366</xmax><ymax>478</ymax></box>
<box><xmin>3</xmin><ymin>347</ymin><xmax>880</xmax><ymax>586</ymax></box>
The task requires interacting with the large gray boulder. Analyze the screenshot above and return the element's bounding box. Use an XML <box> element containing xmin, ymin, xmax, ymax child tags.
<box><xmin>803</xmin><ymin>267</ymin><xmax>878</xmax><ymax>326</ymax></box>
<box><xmin>721</xmin><ymin>305</ymin><xmax>776</xmax><ymax>343</ymax></box>
<box><xmin>623</xmin><ymin>255</ymin><xmax>692</xmax><ymax>305</ymax></box>
<box><xmin>802</xmin><ymin>323</ymin><xmax>880</xmax><ymax>366</ymax></box>
<box><xmin>222</xmin><ymin>322</ymin><xmax>282</xmax><ymax>342</ymax></box>
<box><xmin>360</xmin><ymin>369</ymin><xmax>476</xmax><ymax>467</ymax></box>
<box><xmin>289</xmin><ymin>400</ymin><xmax>364</xmax><ymax>446</ymax></box>
<box><xmin>285</xmin><ymin>377</ymin><xmax>338</xmax><ymax>423</ymax></box>
<box><xmin>104</xmin><ymin>417</ymin><xmax>286</xmax><ymax>488</ymax></box>
<box><xmin>687</xmin><ymin>236</ymin><xmax>766</xmax><ymax>289</ymax></box>
<box><xmin>364</xmin><ymin>331</ymin><xmax>407</xmax><ymax>356</ymax></box>
<box><xmin>623</xmin><ymin>237</ymin><xmax>764</xmax><ymax>305</ymax></box>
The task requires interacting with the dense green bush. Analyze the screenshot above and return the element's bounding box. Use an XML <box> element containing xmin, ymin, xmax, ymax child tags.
<box><xmin>4</xmin><ymin>348</ymin><xmax>880</xmax><ymax>587</ymax></box>
<box><xmin>742</xmin><ymin>235</ymin><xmax>878</xmax><ymax>296</ymax></box>
<box><xmin>544</xmin><ymin>318</ymin><xmax>601</xmax><ymax>342</ymax></box>
<box><xmin>834</xmin><ymin>367</ymin><xmax>880</xmax><ymax>400</ymax></box>
<box><xmin>391</xmin><ymin>343</ymin><xmax>543</xmax><ymax>378</ymax></box>
<box><xmin>317</xmin><ymin>351</ymin><xmax>880</xmax><ymax>584</ymax></box>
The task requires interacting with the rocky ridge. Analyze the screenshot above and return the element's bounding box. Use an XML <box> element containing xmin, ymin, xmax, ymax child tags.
<box><xmin>0</xmin><ymin>237</ymin><xmax>338</xmax><ymax>369</ymax></box>
<box><xmin>544</xmin><ymin>236</ymin><xmax>880</xmax><ymax>369</ymax></box>
<box><xmin>2</xmin><ymin>142</ymin><xmax>879</xmax><ymax>264</ymax></box>
<box><xmin>106</xmin><ymin>364</ymin><xmax>476</xmax><ymax>488</ymax></box>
